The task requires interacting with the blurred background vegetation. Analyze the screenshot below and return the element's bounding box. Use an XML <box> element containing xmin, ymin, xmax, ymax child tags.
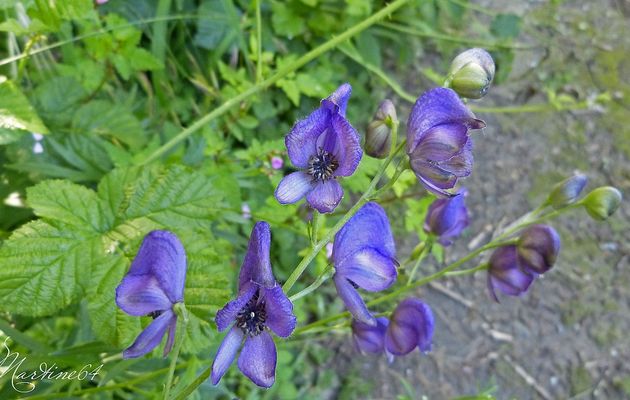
<box><xmin>0</xmin><ymin>0</ymin><xmax>627</xmax><ymax>399</ymax></box>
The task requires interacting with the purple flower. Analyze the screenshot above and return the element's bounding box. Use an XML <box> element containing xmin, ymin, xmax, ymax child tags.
<box><xmin>115</xmin><ymin>231</ymin><xmax>186</xmax><ymax>359</ymax></box>
<box><xmin>333</xmin><ymin>202</ymin><xmax>397</xmax><ymax>325</ymax></box>
<box><xmin>487</xmin><ymin>245</ymin><xmax>535</xmax><ymax>301</ymax></box>
<box><xmin>211</xmin><ymin>222</ymin><xmax>296</xmax><ymax>388</ymax></box>
<box><xmin>352</xmin><ymin>317</ymin><xmax>392</xmax><ymax>359</ymax></box>
<box><xmin>384</xmin><ymin>298</ymin><xmax>434</xmax><ymax>356</ymax></box>
<box><xmin>275</xmin><ymin>83</ymin><xmax>363</xmax><ymax>213</ymax></box>
<box><xmin>424</xmin><ymin>188</ymin><xmax>469</xmax><ymax>246</ymax></box>
<box><xmin>517</xmin><ymin>224</ymin><xmax>560</xmax><ymax>276</ymax></box>
<box><xmin>270</xmin><ymin>156</ymin><xmax>284</xmax><ymax>170</ymax></box>
<box><xmin>407</xmin><ymin>88</ymin><xmax>485</xmax><ymax>197</ymax></box>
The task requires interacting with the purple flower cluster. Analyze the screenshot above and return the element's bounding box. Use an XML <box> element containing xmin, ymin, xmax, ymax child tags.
<box><xmin>424</xmin><ymin>188</ymin><xmax>469</xmax><ymax>246</ymax></box>
<box><xmin>487</xmin><ymin>224</ymin><xmax>561</xmax><ymax>301</ymax></box>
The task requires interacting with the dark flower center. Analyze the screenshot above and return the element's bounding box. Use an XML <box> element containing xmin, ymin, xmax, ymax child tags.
<box><xmin>236</xmin><ymin>291</ymin><xmax>267</xmax><ymax>337</ymax></box>
<box><xmin>147</xmin><ymin>310</ymin><xmax>163</xmax><ymax>319</ymax></box>
<box><xmin>307</xmin><ymin>148</ymin><xmax>339</xmax><ymax>182</ymax></box>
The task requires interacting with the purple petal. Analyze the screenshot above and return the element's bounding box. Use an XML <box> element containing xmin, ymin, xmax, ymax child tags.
<box><xmin>330</xmin><ymin>114</ymin><xmax>362</xmax><ymax>177</ymax></box>
<box><xmin>352</xmin><ymin>317</ymin><xmax>389</xmax><ymax>354</ymax></box>
<box><xmin>337</xmin><ymin>247</ymin><xmax>397</xmax><ymax>292</ymax></box>
<box><xmin>441</xmin><ymin>139</ymin><xmax>473</xmax><ymax>177</ymax></box>
<box><xmin>237</xmin><ymin>331</ymin><xmax>277</xmax><ymax>388</ymax></box>
<box><xmin>239</xmin><ymin>222</ymin><xmax>276</xmax><ymax>289</ymax></box>
<box><xmin>285</xmin><ymin>107</ymin><xmax>329</xmax><ymax>168</ymax></box>
<box><xmin>406</xmin><ymin>88</ymin><xmax>484</xmax><ymax>153</ymax></box>
<box><xmin>128</xmin><ymin>230</ymin><xmax>187</xmax><ymax>303</ymax></box>
<box><xmin>410</xmin><ymin>161</ymin><xmax>458</xmax><ymax>195</ymax></box>
<box><xmin>306</xmin><ymin>179</ymin><xmax>343</xmax><ymax>213</ymax></box>
<box><xmin>263</xmin><ymin>286</ymin><xmax>297</xmax><ymax>338</ymax></box>
<box><xmin>275</xmin><ymin>171</ymin><xmax>313</xmax><ymax>205</ymax></box>
<box><xmin>321</xmin><ymin>83</ymin><xmax>352</xmax><ymax>116</ymax></box>
<box><xmin>123</xmin><ymin>310</ymin><xmax>175</xmax><ymax>359</ymax></box>
<box><xmin>385</xmin><ymin>298</ymin><xmax>434</xmax><ymax>356</ymax></box>
<box><xmin>333</xmin><ymin>275</ymin><xmax>375</xmax><ymax>326</ymax></box>
<box><xmin>116</xmin><ymin>274</ymin><xmax>172</xmax><ymax>316</ymax></box>
<box><xmin>211</xmin><ymin>326</ymin><xmax>244</xmax><ymax>385</ymax></box>
<box><xmin>163</xmin><ymin>319</ymin><xmax>177</xmax><ymax>357</ymax></box>
<box><xmin>424</xmin><ymin>191</ymin><xmax>469</xmax><ymax>244</ymax></box>
<box><xmin>333</xmin><ymin>202</ymin><xmax>396</xmax><ymax>265</ymax></box>
<box><xmin>487</xmin><ymin>246</ymin><xmax>535</xmax><ymax>300</ymax></box>
<box><xmin>215</xmin><ymin>283</ymin><xmax>257</xmax><ymax>332</ymax></box>
<box><xmin>412</xmin><ymin>123</ymin><xmax>469</xmax><ymax>161</ymax></box>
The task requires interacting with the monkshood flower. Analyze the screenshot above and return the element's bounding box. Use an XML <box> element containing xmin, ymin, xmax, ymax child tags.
<box><xmin>546</xmin><ymin>173</ymin><xmax>588</xmax><ymax>209</ymax></box>
<box><xmin>517</xmin><ymin>225</ymin><xmax>560</xmax><ymax>275</ymax></box>
<box><xmin>211</xmin><ymin>222</ymin><xmax>296</xmax><ymax>388</ymax></box>
<box><xmin>115</xmin><ymin>230</ymin><xmax>186</xmax><ymax>359</ymax></box>
<box><xmin>351</xmin><ymin>317</ymin><xmax>389</xmax><ymax>355</ymax></box>
<box><xmin>333</xmin><ymin>202</ymin><xmax>397</xmax><ymax>325</ymax></box>
<box><xmin>275</xmin><ymin>83</ymin><xmax>362</xmax><ymax>213</ymax></box>
<box><xmin>424</xmin><ymin>188</ymin><xmax>469</xmax><ymax>246</ymax></box>
<box><xmin>384</xmin><ymin>298</ymin><xmax>434</xmax><ymax>356</ymax></box>
<box><xmin>407</xmin><ymin>88</ymin><xmax>485</xmax><ymax>197</ymax></box>
<box><xmin>582</xmin><ymin>186</ymin><xmax>622</xmax><ymax>221</ymax></box>
<box><xmin>447</xmin><ymin>48</ymin><xmax>495</xmax><ymax>99</ymax></box>
<box><xmin>487</xmin><ymin>246</ymin><xmax>534</xmax><ymax>301</ymax></box>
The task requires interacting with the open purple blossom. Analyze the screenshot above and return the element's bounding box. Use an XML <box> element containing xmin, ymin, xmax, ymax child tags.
<box><xmin>384</xmin><ymin>298</ymin><xmax>434</xmax><ymax>356</ymax></box>
<box><xmin>275</xmin><ymin>83</ymin><xmax>363</xmax><ymax>213</ymax></box>
<box><xmin>407</xmin><ymin>88</ymin><xmax>485</xmax><ymax>197</ymax></box>
<box><xmin>211</xmin><ymin>222</ymin><xmax>296</xmax><ymax>388</ymax></box>
<box><xmin>517</xmin><ymin>225</ymin><xmax>560</xmax><ymax>275</ymax></box>
<box><xmin>333</xmin><ymin>202</ymin><xmax>397</xmax><ymax>326</ymax></box>
<box><xmin>424</xmin><ymin>188</ymin><xmax>469</xmax><ymax>246</ymax></box>
<box><xmin>115</xmin><ymin>230</ymin><xmax>186</xmax><ymax>359</ymax></box>
<box><xmin>487</xmin><ymin>246</ymin><xmax>535</xmax><ymax>301</ymax></box>
<box><xmin>351</xmin><ymin>317</ymin><xmax>389</xmax><ymax>355</ymax></box>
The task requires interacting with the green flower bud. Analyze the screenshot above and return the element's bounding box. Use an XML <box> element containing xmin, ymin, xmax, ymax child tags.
<box><xmin>582</xmin><ymin>186</ymin><xmax>622</xmax><ymax>221</ymax></box>
<box><xmin>447</xmin><ymin>48</ymin><xmax>495</xmax><ymax>99</ymax></box>
<box><xmin>546</xmin><ymin>173</ymin><xmax>588</xmax><ymax>209</ymax></box>
<box><xmin>365</xmin><ymin>100</ymin><xmax>397</xmax><ymax>159</ymax></box>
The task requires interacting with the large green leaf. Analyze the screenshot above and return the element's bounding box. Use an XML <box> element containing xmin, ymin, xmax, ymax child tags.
<box><xmin>0</xmin><ymin>78</ymin><xmax>49</xmax><ymax>144</ymax></box>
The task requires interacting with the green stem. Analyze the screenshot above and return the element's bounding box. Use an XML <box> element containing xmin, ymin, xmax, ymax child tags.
<box><xmin>255</xmin><ymin>0</ymin><xmax>263</xmax><ymax>84</ymax></box>
<box><xmin>172</xmin><ymin>365</ymin><xmax>211</xmax><ymax>400</ymax></box>
<box><xmin>140</xmin><ymin>0</ymin><xmax>412</xmax><ymax>166</ymax></box>
<box><xmin>406</xmin><ymin>238</ymin><xmax>433</xmax><ymax>284</ymax></box>
<box><xmin>444</xmin><ymin>262</ymin><xmax>488</xmax><ymax>277</ymax></box>
<box><xmin>289</xmin><ymin>265</ymin><xmax>334</xmax><ymax>302</ymax></box>
<box><xmin>470</xmin><ymin>103</ymin><xmax>588</xmax><ymax>113</ymax></box>
<box><xmin>282</xmin><ymin>138</ymin><xmax>405</xmax><ymax>294</ymax></box>
<box><xmin>310</xmin><ymin>211</ymin><xmax>320</xmax><ymax>246</ymax></box>
<box><xmin>163</xmin><ymin>303</ymin><xmax>189</xmax><ymax>400</ymax></box>
<box><xmin>372</xmin><ymin>158</ymin><xmax>408</xmax><ymax>199</ymax></box>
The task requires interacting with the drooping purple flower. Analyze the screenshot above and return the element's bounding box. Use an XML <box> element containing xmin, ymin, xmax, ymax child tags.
<box><xmin>275</xmin><ymin>83</ymin><xmax>363</xmax><ymax>213</ymax></box>
<box><xmin>424</xmin><ymin>188</ymin><xmax>469</xmax><ymax>246</ymax></box>
<box><xmin>407</xmin><ymin>88</ymin><xmax>485</xmax><ymax>197</ymax></box>
<box><xmin>384</xmin><ymin>298</ymin><xmax>434</xmax><ymax>356</ymax></box>
<box><xmin>517</xmin><ymin>225</ymin><xmax>561</xmax><ymax>276</ymax></box>
<box><xmin>333</xmin><ymin>202</ymin><xmax>397</xmax><ymax>326</ymax></box>
<box><xmin>351</xmin><ymin>317</ymin><xmax>389</xmax><ymax>355</ymax></box>
<box><xmin>487</xmin><ymin>245</ymin><xmax>535</xmax><ymax>302</ymax></box>
<box><xmin>211</xmin><ymin>222</ymin><xmax>296</xmax><ymax>388</ymax></box>
<box><xmin>115</xmin><ymin>230</ymin><xmax>186</xmax><ymax>359</ymax></box>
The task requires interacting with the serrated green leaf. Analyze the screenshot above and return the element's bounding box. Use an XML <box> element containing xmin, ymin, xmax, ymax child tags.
<box><xmin>0</xmin><ymin>78</ymin><xmax>49</xmax><ymax>135</ymax></box>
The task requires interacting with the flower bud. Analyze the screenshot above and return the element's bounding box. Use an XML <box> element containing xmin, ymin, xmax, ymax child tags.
<box><xmin>546</xmin><ymin>173</ymin><xmax>588</xmax><ymax>209</ymax></box>
<box><xmin>582</xmin><ymin>186</ymin><xmax>622</xmax><ymax>221</ymax></box>
<box><xmin>517</xmin><ymin>225</ymin><xmax>561</xmax><ymax>275</ymax></box>
<box><xmin>365</xmin><ymin>100</ymin><xmax>397</xmax><ymax>159</ymax></box>
<box><xmin>447</xmin><ymin>48</ymin><xmax>495</xmax><ymax>99</ymax></box>
<box><xmin>424</xmin><ymin>189</ymin><xmax>469</xmax><ymax>246</ymax></box>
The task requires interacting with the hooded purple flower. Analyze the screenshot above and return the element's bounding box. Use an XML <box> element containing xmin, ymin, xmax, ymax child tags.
<box><xmin>407</xmin><ymin>88</ymin><xmax>485</xmax><ymax>197</ymax></box>
<box><xmin>384</xmin><ymin>298</ymin><xmax>434</xmax><ymax>356</ymax></box>
<box><xmin>275</xmin><ymin>83</ymin><xmax>363</xmax><ymax>213</ymax></box>
<box><xmin>115</xmin><ymin>230</ymin><xmax>186</xmax><ymax>359</ymax></box>
<box><xmin>424</xmin><ymin>188</ymin><xmax>469</xmax><ymax>246</ymax></box>
<box><xmin>211</xmin><ymin>222</ymin><xmax>296</xmax><ymax>388</ymax></box>
<box><xmin>487</xmin><ymin>246</ymin><xmax>535</xmax><ymax>301</ymax></box>
<box><xmin>333</xmin><ymin>202</ymin><xmax>397</xmax><ymax>326</ymax></box>
<box><xmin>517</xmin><ymin>225</ymin><xmax>561</xmax><ymax>276</ymax></box>
<box><xmin>351</xmin><ymin>317</ymin><xmax>389</xmax><ymax>355</ymax></box>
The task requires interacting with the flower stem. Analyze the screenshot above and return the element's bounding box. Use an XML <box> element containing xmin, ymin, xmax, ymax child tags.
<box><xmin>282</xmin><ymin>135</ymin><xmax>405</xmax><ymax>294</ymax></box>
<box><xmin>310</xmin><ymin>211</ymin><xmax>320</xmax><ymax>246</ymax></box>
<box><xmin>140</xmin><ymin>0</ymin><xmax>412</xmax><ymax>166</ymax></box>
<box><xmin>406</xmin><ymin>238</ymin><xmax>433</xmax><ymax>285</ymax></box>
<box><xmin>163</xmin><ymin>303</ymin><xmax>189</xmax><ymax>400</ymax></box>
<box><xmin>444</xmin><ymin>262</ymin><xmax>489</xmax><ymax>277</ymax></box>
<box><xmin>289</xmin><ymin>265</ymin><xmax>334</xmax><ymax>302</ymax></box>
<box><xmin>254</xmin><ymin>0</ymin><xmax>263</xmax><ymax>84</ymax></box>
